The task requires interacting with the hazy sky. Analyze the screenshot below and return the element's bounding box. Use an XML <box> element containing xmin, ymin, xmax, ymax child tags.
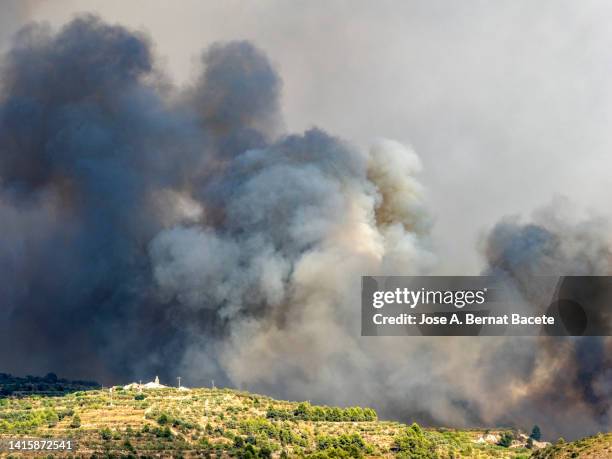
<box><xmin>3</xmin><ymin>0</ymin><xmax>612</xmax><ymax>273</ymax></box>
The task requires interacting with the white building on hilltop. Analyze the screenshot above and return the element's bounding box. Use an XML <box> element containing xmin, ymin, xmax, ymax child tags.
<box><xmin>143</xmin><ymin>376</ymin><xmax>167</xmax><ymax>389</ymax></box>
<box><xmin>123</xmin><ymin>376</ymin><xmax>189</xmax><ymax>391</ymax></box>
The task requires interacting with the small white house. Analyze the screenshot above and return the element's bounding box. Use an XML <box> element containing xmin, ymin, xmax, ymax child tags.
<box><xmin>143</xmin><ymin>376</ymin><xmax>167</xmax><ymax>389</ymax></box>
<box><xmin>123</xmin><ymin>376</ymin><xmax>188</xmax><ymax>391</ymax></box>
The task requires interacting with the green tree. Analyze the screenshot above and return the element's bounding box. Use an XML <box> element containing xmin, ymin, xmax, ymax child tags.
<box><xmin>69</xmin><ymin>414</ymin><xmax>81</xmax><ymax>428</ymax></box>
<box><xmin>100</xmin><ymin>427</ymin><xmax>112</xmax><ymax>440</ymax></box>
<box><xmin>294</xmin><ymin>402</ymin><xmax>311</xmax><ymax>419</ymax></box>
<box><xmin>497</xmin><ymin>432</ymin><xmax>513</xmax><ymax>448</ymax></box>
<box><xmin>393</xmin><ymin>423</ymin><xmax>437</xmax><ymax>459</ymax></box>
<box><xmin>363</xmin><ymin>408</ymin><xmax>377</xmax><ymax>421</ymax></box>
<box><xmin>316</xmin><ymin>433</ymin><xmax>369</xmax><ymax>458</ymax></box>
<box><xmin>155</xmin><ymin>426</ymin><xmax>172</xmax><ymax>438</ymax></box>
<box><xmin>530</xmin><ymin>425</ymin><xmax>542</xmax><ymax>441</ymax></box>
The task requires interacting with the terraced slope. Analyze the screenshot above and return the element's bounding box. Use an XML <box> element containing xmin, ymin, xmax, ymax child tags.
<box><xmin>0</xmin><ymin>386</ymin><xmax>599</xmax><ymax>458</ymax></box>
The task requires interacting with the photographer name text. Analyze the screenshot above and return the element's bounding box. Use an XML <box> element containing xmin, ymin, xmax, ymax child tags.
<box><xmin>372</xmin><ymin>312</ymin><xmax>555</xmax><ymax>326</ymax></box>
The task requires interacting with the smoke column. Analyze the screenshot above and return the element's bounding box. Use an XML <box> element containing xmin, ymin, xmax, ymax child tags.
<box><xmin>0</xmin><ymin>15</ymin><xmax>609</xmax><ymax>440</ymax></box>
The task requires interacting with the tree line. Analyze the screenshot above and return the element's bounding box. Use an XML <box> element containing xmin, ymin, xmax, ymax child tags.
<box><xmin>267</xmin><ymin>402</ymin><xmax>377</xmax><ymax>422</ymax></box>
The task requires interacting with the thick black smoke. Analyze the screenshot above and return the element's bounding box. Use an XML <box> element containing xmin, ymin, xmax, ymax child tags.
<box><xmin>0</xmin><ymin>15</ymin><xmax>609</xmax><ymax>441</ymax></box>
<box><xmin>0</xmin><ymin>15</ymin><xmax>214</xmax><ymax>380</ymax></box>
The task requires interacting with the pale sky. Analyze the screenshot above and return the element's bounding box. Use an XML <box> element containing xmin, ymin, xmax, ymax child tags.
<box><xmin>3</xmin><ymin>0</ymin><xmax>612</xmax><ymax>273</ymax></box>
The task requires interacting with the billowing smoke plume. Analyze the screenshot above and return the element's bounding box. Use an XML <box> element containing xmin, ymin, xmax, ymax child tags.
<box><xmin>0</xmin><ymin>15</ymin><xmax>609</xmax><ymax>440</ymax></box>
<box><xmin>480</xmin><ymin>200</ymin><xmax>612</xmax><ymax>437</ymax></box>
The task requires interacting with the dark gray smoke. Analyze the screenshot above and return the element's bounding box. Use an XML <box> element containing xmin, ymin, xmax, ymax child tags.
<box><xmin>0</xmin><ymin>15</ymin><xmax>609</xmax><ymax>441</ymax></box>
<box><xmin>0</xmin><ymin>14</ymin><xmax>208</xmax><ymax>380</ymax></box>
<box><xmin>479</xmin><ymin>201</ymin><xmax>611</xmax><ymax>438</ymax></box>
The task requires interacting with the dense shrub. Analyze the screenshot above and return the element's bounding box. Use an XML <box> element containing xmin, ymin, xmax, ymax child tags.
<box><xmin>100</xmin><ymin>427</ymin><xmax>112</xmax><ymax>440</ymax></box>
<box><xmin>498</xmin><ymin>432</ymin><xmax>513</xmax><ymax>447</ymax></box>
<box><xmin>393</xmin><ymin>423</ymin><xmax>437</xmax><ymax>459</ymax></box>
<box><xmin>311</xmin><ymin>433</ymin><xmax>371</xmax><ymax>458</ymax></box>
<box><xmin>279</xmin><ymin>428</ymin><xmax>307</xmax><ymax>447</ymax></box>
<box><xmin>239</xmin><ymin>418</ymin><xmax>279</xmax><ymax>439</ymax></box>
<box><xmin>69</xmin><ymin>414</ymin><xmax>81</xmax><ymax>428</ymax></box>
<box><xmin>233</xmin><ymin>436</ymin><xmax>274</xmax><ymax>458</ymax></box>
<box><xmin>0</xmin><ymin>407</ymin><xmax>64</xmax><ymax>432</ymax></box>
<box><xmin>154</xmin><ymin>426</ymin><xmax>173</xmax><ymax>438</ymax></box>
<box><xmin>57</xmin><ymin>408</ymin><xmax>74</xmax><ymax>420</ymax></box>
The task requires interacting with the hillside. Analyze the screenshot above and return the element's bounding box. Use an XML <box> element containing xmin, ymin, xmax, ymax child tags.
<box><xmin>0</xmin><ymin>383</ymin><xmax>603</xmax><ymax>458</ymax></box>
<box><xmin>530</xmin><ymin>434</ymin><xmax>612</xmax><ymax>459</ymax></box>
